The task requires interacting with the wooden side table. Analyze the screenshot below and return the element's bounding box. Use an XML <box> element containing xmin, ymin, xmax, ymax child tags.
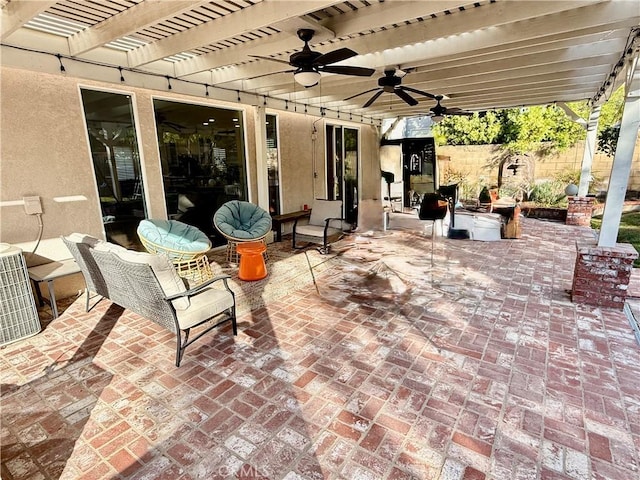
<box><xmin>271</xmin><ymin>210</ymin><xmax>311</xmax><ymax>242</ymax></box>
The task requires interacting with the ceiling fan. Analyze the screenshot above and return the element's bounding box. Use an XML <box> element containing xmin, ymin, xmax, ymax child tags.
<box><xmin>250</xmin><ymin>29</ymin><xmax>375</xmax><ymax>87</ymax></box>
<box><xmin>428</xmin><ymin>95</ymin><xmax>474</xmax><ymax>120</ymax></box>
<box><xmin>344</xmin><ymin>68</ymin><xmax>438</xmax><ymax>108</ymax></box>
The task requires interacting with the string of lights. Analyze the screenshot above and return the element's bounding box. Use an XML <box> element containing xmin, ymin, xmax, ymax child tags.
<box><xmin>1</xmin><ymin>43</ymin><xmax>381</xmax><ymax>126</ymax></box>
<box><xmin>590</xmin><ymin>27</ymin><xmax>640</xmax><ymax>106</ymax></box>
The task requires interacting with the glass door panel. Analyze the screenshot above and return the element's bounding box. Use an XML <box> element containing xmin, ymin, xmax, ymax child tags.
<box><xmin>326</xmin><ymin>125</ymin><xmax>359</xmax><ymax>225</ymax></box>
<box><xmin>80</xmin><ymin>89</ymin><xmax>146</xmax><ymax>250</ymax></box>
<box><xmin>266</xmin><ymin>114</ymin><xmax>281</xmax><ymax>215</ymax></box>
<box><xmin>153</xmin><ymin>99</ymin><xmax>247</xmax><ymax>246</ymax></box>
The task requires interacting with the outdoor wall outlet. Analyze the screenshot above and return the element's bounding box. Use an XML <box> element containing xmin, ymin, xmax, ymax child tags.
<box><xmin>23</xmin><ymin>196</ymin><xmax>42</xmax><ymax>215</ymax></box>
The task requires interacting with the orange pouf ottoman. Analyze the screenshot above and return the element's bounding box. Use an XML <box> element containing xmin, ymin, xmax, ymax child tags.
<box><xmin>236</xmin><ymin>241</ymin><xmax>268</xmax><ymax>281</ymax></box>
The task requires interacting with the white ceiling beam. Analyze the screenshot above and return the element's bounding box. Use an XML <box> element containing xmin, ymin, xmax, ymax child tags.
<box><xmin>215</xmin><ymin>1</ymin><xmax>600</xmax><ymax>81</ymax></box>
<box><xmin>127</xmin><ymin>0</ymin><xmax>342</xmax><ymax>67</ymax></box>
<box><xmin>272</xmin><ymin>63</ymin><xmax>613</xmax><ymax>106</ymax></box>
<box><xmin>68</xmin><ymin>0</ymin><xmax>203</xmax><ymax>56</ymax></box>
<box><xmin>174</xmin><ymin>0</ymin><xmax>470</xmax><ymax>76</ymax></box>
<box><xmin>335</xmin><ymin>1</ymin><xmax>635</xmax><ymax>75</ymax></box>
<box><xmin>256</xmin><ymin>24</ymin><xmax>628</xmax><ymax>98</ymax></box>
<box><xmin>199</xmin><ymin>0</ymin><xmax>631</xmax><ymax>89</ymax></box>
<box><xmin>1</xmin><ymin>0</ymin><xmax>57</xmax><ymax>41</ymax></box>
<box><xmin>243</xmin><ymin>38</ymin><xmax>622</xmax><ymax>100</ymax></box>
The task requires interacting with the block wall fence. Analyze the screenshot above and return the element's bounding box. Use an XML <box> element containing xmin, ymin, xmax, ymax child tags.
<box><xmin>436</xmin><ymin>138</ymin><xmax>640</xmax><ymax>198</ymax></box>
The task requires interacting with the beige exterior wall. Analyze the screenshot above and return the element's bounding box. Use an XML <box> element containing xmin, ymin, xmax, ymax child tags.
<box><xmin>437</xmin><ymin>138</ymin><xmax>640</xmax><ymax>199</ymax></box>
<box><xmin>0</xmin><ymin>66</ymin><xmax>380</xmax><ymax>300</ymax></box>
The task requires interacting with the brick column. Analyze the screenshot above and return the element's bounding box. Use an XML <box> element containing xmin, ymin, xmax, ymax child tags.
<box><xmin>566</xmin><ymin>196</ymin><xmax>595</xmax><ymax>226</ymax></box>
<box><xmin>571</xmin><ymin>241</ymin><xmax>638</xmax><ymax>310</ymax></box>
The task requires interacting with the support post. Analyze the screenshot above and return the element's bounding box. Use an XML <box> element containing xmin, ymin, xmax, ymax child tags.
<box><xmin>598</xmin><ymin>64</ymin><xmax>640</xmax><ymax>247</ymax></box>
<box><xmin>578</xmin><ymin>105</ymin><xmax>601</xmax><ymax>197</ymax></box>
<box><xmin>571</xmin><ymin>58</ymin><xmax>640</xmax><ymax>310</ymax></box>
<box><xmin>253</xmin><ymin>106</ymin><xmax>270</xmax><ymax>212</ymax></box>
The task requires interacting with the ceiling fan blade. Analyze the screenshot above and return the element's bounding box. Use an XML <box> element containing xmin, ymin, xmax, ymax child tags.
<box><xmin>401</xmin><ymin>86</ymin><xmax>438</xmax><ymax>100</ymax></box>
<box><xmin>395</xmin><ymin>89</ymin><xmax>418</xmax><ymax>106</ymax></box>
<box><xmin>249</xmin><ymin>54</ymin><xmax>292</xmax><ymax>66</ymax></box>
<box><xmin>320</xmin><ymin>65</ymin><xmax>375</xmax><ymax>77</ymax></box>
<box><xmin>344</xmin><ymin>88</ymin><xmax>380</xmax><ymax>101</ymax></box>
<box><xmin>448</xmin><ymin>111</ymin><xmax>474</xmax><ymax>116</ymax></box>
<box><xmin>314</xmin><ymin>47</ymin><xmax>357</xmax><ymax>66</ymax></box>
<box><xmin>363</xmin><ymin>90</ymin><xmax>384</xmax><ymax>108</ymax></box>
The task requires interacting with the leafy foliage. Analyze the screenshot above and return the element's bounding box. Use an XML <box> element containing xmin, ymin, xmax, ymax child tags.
<box><xmin>597</xmin><ymin>124</ymin><xmax>620</xmax><ymax>157</ymax></box>
<box><xmin>432</xmin><ymin>111</ymin><xmax>501</xmax><ymax>145</ymax></box>
<box><xmin>528</xmin><ymin>180</ymin><xmax>568</xmax><ymax>207</ymax></box>
<box><xmin>433</xmin><ymin>86</ymin><xmax>624</xmax><ymax>155</ymax></box>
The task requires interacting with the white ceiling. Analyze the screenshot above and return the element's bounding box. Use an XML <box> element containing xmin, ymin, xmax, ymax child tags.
<box><xmin>2</xmin><ymin>0</ymin><xmax>639</xmax><ymax>121</ymax></box>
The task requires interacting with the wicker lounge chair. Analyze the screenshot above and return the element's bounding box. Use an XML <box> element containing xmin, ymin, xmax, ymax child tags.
<box><xmin>137</xmin><ymin>219</ymin><xmax>213</xmax><ymax>285</ymax></box>
<box><xmin>213</xmin><ymin>200</ymin><xmax>272</xmax><ymax>263</ymax></box>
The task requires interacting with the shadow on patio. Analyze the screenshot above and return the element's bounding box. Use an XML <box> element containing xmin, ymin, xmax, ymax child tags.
<box><xmin>2</xmin><ymin>217</ymin><xmax>640</xmax><ymax>479</ymax></box>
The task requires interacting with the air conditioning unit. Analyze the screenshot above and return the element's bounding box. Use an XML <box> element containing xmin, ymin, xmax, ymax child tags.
<box><xmin>0</xmin><ymin>244</ymin><xmax>41</xmax><ymax>346</ymax></box>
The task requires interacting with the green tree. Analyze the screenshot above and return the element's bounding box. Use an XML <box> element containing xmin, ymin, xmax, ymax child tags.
<box><xmin>432</xmin><ymin>111</ymin><xmax>501</xmax><ymax>145</ymax></box>
<box><xmin>433</xmin><ymin>86</ymin><xmax>624</xmax><ymax>153</ymax></box>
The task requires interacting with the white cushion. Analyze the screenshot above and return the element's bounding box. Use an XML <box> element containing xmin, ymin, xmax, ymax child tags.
<box><xmin>108</xmin><ymin>247</ymin><xmax>191</xmax><ymax>311</ymax></box>
<box><xmin>309</xmin><ymin>200</ymin><xmax>342</xmax><ymax>226</ymax></box>
<box><xmin>67</xmin><ymin>232</ymin><xmax>103</xmax><ymax>248</ymax></box>
<box><xmin>176</xmin><ymin>287</ymin><xmax>234</xmax><ymax>330</ymax></box>
<box><xmin>295</xmin><ymin>225</ymin><xmax>342</xmax><ymax>238</ymax></box>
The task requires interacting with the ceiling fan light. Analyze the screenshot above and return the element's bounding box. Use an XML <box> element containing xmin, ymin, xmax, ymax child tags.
<box><xmin>294</xmin><ymin>69</ymin><xmax>321</xmax><ymax>87</ymax></box>
<box><xmin>431</xmin><ymin>115</ymin><xmax>444</xmax><ymax>123</ymax></box>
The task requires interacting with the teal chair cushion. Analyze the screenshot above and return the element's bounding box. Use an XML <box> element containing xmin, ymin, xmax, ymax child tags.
<box><xmin>137</xmin><ymin>219</ymin><xmax>211</xmax><ymax>254</ymax></box>
<box><xmin>214</xmin><ymin>201</ymin><xmax>272</xmax><ymax>240</ymax></box>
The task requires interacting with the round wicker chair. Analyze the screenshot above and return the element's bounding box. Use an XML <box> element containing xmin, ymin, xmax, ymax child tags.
<box><xmin>213</xmin><ymin>200</ymin><xmax>272</xmax><ymax>263</ymax></box>
<box><xmin>137</xmin><ymin>219</ymin><xmax>213</xmax><ymax>285</ymax></box>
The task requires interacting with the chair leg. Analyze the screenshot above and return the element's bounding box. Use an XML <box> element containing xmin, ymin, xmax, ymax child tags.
<box><xmin>175</xmin><ymin>328</ymin><xmax>190</xmax><ymax>367</ymax></box>
<box><xmin>231</xmin><ymin>307</ymin><xmax>237</xmax><ymax>336</ymax></box>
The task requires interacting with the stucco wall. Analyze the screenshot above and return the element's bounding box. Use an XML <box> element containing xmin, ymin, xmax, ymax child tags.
<box><xmin>436</xmin><ymin>138</ymin><xmax>640</xmax><ymax>198</ymax></box>
<box><xmin>1</xmin><ymin>66</ymin><xmax>380</xmax><ymax>298</ymax></box>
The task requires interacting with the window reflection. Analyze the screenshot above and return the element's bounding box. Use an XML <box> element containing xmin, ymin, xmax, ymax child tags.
<box><xmin>154</xmin><ymin>100</ymin><xmax>247</xmax><ymax>246</ymax></box>
<box><xmin>80</xmin><ymin>89</ymin><xmax>146</xmax><ymax>250</ymax></box>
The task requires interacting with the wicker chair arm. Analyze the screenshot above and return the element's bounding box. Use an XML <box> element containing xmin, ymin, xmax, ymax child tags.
<box><xmin>165</xmin><ymin>274</ymin><xmax>232</xmax><ymax>300</ymax></box>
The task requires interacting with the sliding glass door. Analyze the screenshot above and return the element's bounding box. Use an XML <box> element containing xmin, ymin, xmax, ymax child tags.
<box><xmin>326</xmin><ymin>125</ymin><xmax>359</xmax><ymax>225</ymax></box>
<box><xmin>266</xmin><ymin>114</ymin><xmax>281</xmax><ymax>215</ymax></box>
<box><xmin>153</xmin><ymin>99</ymin><xmax>247</xmax><ymax>246</ymax></box>
<box><xmin>80</xmin><ymin>88</ymin><xmax>146</xmax><ymax>249</ymax></box>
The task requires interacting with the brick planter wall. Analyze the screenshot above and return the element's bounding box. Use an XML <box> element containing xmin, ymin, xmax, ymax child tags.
<box><xmin>571</xmin><ymin>241</ymin><xmax>639</xmax><ymax>310</ymax></box>
<box><xmin>566</xmin><ymin>196</ymin><xmax>595</xmax><ymax>226</ymax></box>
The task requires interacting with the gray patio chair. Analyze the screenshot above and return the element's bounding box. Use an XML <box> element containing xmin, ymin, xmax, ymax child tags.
<box><xmin>292</xmin><ymin>199</ymin><xmax>346</xmax><ymax>254</ymax></box>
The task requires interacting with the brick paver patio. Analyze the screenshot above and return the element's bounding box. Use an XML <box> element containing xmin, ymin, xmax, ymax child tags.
<box><xmin>1</xmin><ymin>217</ymin><xmax>639</xmax><ymax>479</ymax></box>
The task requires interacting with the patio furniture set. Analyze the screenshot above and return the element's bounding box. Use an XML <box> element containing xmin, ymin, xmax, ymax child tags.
<box><xmin>6</xmin><ymin>200</ymin><xmax>348</xmax><ymax>364</ymax></box>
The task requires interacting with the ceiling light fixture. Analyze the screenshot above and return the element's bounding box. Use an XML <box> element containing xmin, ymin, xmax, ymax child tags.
<box><xmin>294</xmin><ymin>68</ymin><xmax>320</xmax><ymax>88</ymax></box>
<box><xmin>431</xmin><ymin>115</ymin><xmax>444</xmax><ymax>123</ymax></box>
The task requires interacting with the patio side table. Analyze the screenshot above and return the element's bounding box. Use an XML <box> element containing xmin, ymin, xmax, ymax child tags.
<box><xmin>28</xmin><ymin>259</ymin><xmax>81</xmax><ymax>318</ymax></box>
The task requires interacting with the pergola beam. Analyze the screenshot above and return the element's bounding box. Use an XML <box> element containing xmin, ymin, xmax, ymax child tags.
<box><xmin>127</xmin><ymin>0</ymin><xmax>341</xmax><ymax>67</ymax></box>
<box><xmin>68</xmin><ymin>0</ymin><xmax>202</xmax><ymax>56</ymax></box>
<box><xmin>1</xmin><ymin>0</ymin><xmax>57</xmax><ymax>41</ymax></box>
